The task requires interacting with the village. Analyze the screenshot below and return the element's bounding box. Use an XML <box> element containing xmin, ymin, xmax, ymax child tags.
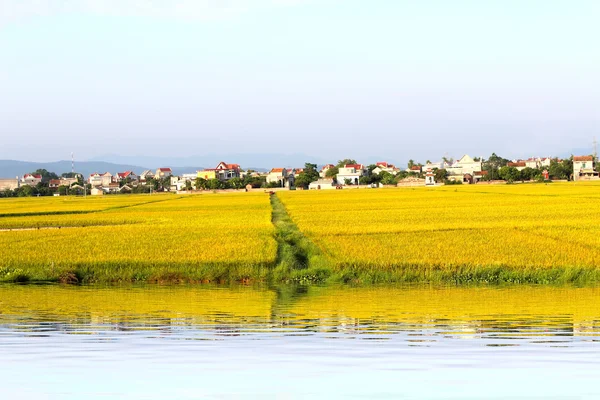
<box><xmin>0</xmin><ymin>154</ymin><xmax>598</xmax><ymax>196</ymax></box>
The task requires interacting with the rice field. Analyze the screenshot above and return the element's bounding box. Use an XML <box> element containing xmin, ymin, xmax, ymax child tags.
<box><xmin>2</xmin><ymin>182</ymin><xmax>600</xmax><ymax>284</ymax></box>
<box><xmin>277</xmin><ymin>182</ymin><xmax>600</xmax><ymax>283</ymax></box>
<box><xmin>0</xmin><ymin>193</ymin><xmax>277</xmax><ymax>283</ymax></box>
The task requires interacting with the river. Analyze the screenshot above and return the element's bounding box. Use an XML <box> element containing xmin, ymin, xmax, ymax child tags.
<box><xmin>0</xmin><ymin>284</ymin><xmax>598</xmax><ymax>399</ymax></box>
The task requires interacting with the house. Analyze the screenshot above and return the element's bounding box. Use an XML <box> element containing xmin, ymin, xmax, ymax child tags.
<box><xmin>197</xmin><ymin>162</ymin><xmax>241</xmax><ymax>181</ymax></box>
<box><xmin>102</xmin><ymin>183</ymin><xmax>122</xmax><ymax>193</ymax></box>
<box><xmin>0</xmin><ymin>178</ymin><xmax>20</xmax><ymax>191</ymax></box>
<box><xmin>59</xmin><ymin>177</ymin><xmax>78</xmax><ymax>187</ymax></box>
<box><xmin>266</xmin><ymin>168</ymin><xmax>295</xmax><ymax>187</ymax></box>
<box><xmin>373</xmin><ymin>162</ymin><xmax>400</xmax><ymax>175</ymax></box>
<box><xmin>337</xmin><ymin>164</ymin><xmax>366</xmax><ymax>185</ymax></box>
<box><xmin>116</xmin><ymin>171</ymin><xmax>138</xmax><ymax>183</ymax></box>
<box><xmin>170</xmin><ymin>174</ymin><xmax>197</xmax><ymax>191</ymax></box>
<box><xmin>473</xmin><ymin>170</ymin><xmax>488</xmax><ymax>182</ymax></box>
<box><xmin>406</xmin><ymin>165</ymin><xmax>422</xmax><ymax>174</ymax></box>
<box><xmin>22</xmin><ymin>174</ymin><xmax>42</xmax><ymax>186</ymax></box>
<box><xmin>319</xmin><ymin>164</ymin><xmax>335</xmax><ymax>178</ymax></box>
<box><xmin>139</xmin><ymin>170</ymin><xmax>155</xmax><ymax>183</ymax></box>
<box><xmin>89</xmin><ymin>172</ymin><xmax>113</xmax><ymax>186</ymax></box>
<box><xmin>155</xmin><ymin>168</ymin><xmax>173</xmax><ymax>179</ymax></box>
<box><xmin>446</xmin><ymin>155</ymin><xmax>482</xmax><ymax>177</ymax></box>
<box><xmin>49</xmin><ymin>179</ymin><xmax>61</xmax><ymax>189</ymax></box>
<box><xmin>91</xmin><ymin>187</ymin><xmax>104</xmax><ymax>196</ymax></box>
<box><xmin>422</xmin><ymin>161</ymin><xmax>450</xmax><ymax>171</ymax></box>
<box><xmin>573</xmin><ymin>156</ymin><xmax>599</xmax><ymax>181</ymax></box>
<box><xmin>309</xmin><ymin>178</ymin><xmax>338</xmax><ymax>190</ymax></box>
<box><xmin>507</xmin><ymin>162</ymin><xmax>527</xmax><ymax>171</ymax></box>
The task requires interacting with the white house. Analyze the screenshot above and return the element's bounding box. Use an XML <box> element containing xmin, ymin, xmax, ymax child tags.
<box><xmin>337</xmin><ymin>164</ymin><xmax>366</xmax><ymax>185</ymax></box>
<box><xmin>372</xmin><ymin>162</ymin><xmax>400</xmax><ymax>175</ymax></box>
<box><xmin>267</xmin><ymin>168</ymin><xmax>293</xmax><ymax>187</ymax></box>
<box><xmin>573</xmin><ymin>156</ymin><xmax>599</xmax><ymax>181</ymax></box>
<box><xmin>446</xmin><ymin>155</ymin><xmax>482</xmax><ymax>177</ymax></box>
<box><xmin>309</xmin><ymin>178</ymin><xmax>338</xmax><ymax>190</ymax></box>
<box><xmin>89</xmin><ymin>172</ymin><xmax>113</xmax><ymax>187</ymax></box>
<box><xmin>22</xmin><ymin>174</ymin><xmax>42</xmax><ymax>186</ymax></box>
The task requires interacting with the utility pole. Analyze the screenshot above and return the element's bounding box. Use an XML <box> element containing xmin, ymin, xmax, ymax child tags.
<box><xmin>594</xmin><ymin>137</ymin><xmax>598</xmax><ymax>162</ymax></box>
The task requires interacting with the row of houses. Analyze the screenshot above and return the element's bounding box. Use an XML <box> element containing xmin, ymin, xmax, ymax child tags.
<box><xmin>0</xmin><ymin>174</ymin><xmax>79</xmax><ymax>191</ymax></box>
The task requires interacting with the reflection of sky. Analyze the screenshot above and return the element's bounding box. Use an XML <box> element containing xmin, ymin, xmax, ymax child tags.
<box><xmin>1</xmin><ymin>0</ymin><xmax>599</xmax><ymax>162</ymax></box>
<box><xmin>0</xmin><ymin>330</ymin><xmax>599</xmax><ymax>399</ymax></box>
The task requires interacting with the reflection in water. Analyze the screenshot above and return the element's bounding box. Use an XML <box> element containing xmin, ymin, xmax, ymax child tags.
<box><xmin>1</xmin><ymin>284</ymin><xmax>599</xmax><ymax>342</ymax></box>
<box><xmin>1</xmin><ymin>284</ymin><xmax>600</xmax><ymax>399</ymax></box>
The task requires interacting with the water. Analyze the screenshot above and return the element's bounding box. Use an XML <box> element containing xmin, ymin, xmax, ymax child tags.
<box><xmin>1</xmin><ymin>284</ymin><xmax>599</xmax><ymax>399</ymax></box>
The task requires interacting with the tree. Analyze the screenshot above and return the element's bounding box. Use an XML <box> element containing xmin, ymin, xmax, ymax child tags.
<box><xmin>295</xmin><ymin>163</ymin><xmax>320</xmax><ymax>188</ymax></box>
<box><xmin>325</xmin><ymin>167</ymin><xmax>339</xmax><ymax>178</ymax></box>
<box><xmin>31</xmin><ymin>169</ymin><xmax>59</xmax><ymax>183</ymax></box>
<box><xmin>498</xmin><ymin>166</ymin><xmax>520</xmax><ymax>182</ymax></box>
<box><xmin>407</xmin><ymin>159</ymin><xmax>415</xmax><ymax>169</ymax></box>
<box><xmin>434</xmin><ymin>168</ymin><xmax>448</xmax><ymax>183</ymax></box>
<box><xmin>344</xmin><ymin>178</ymin><xmax>352</xmax><ymax>185</ymax></box>
<box><xmin>207</xmin><ymin>179</ymin><xmax>223</xmax><ymax>190</ymax></box>
<box><xmin>380</xmin><ymin>172</ymin><xmax>396</xmax><ymax>185</ymax></box>
<box><xmin>229</xmin><ymin>177</ymin><xmax>244</xmax><ymax>189</ymax></box>
<box><xmin>520</xmin><ymin>167</ymin><xmax>537</xmax><ymax>181</ymax></box>
<box><xmin>336</xmin><ymin>159</ymin><xmax>357</xmax><ymax>168</ymax></box>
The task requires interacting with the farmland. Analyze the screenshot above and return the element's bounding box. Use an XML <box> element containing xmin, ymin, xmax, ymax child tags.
<box><xmin>0</xmin><ymin>193</ymin><xmax>277</xmax><ymax>283</ymax></box>
<box><xmin>2</xmin><ymin>183</ymin><xmax>600</xmax><ymax>284</ymax></box>
<box><xmin>277</xmin><ymin>182</ymin><xmax>600</xmax><ymax>284</ymax></box>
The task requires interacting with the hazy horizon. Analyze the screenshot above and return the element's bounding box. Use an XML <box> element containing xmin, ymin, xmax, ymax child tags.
<box><xmin>2</xmin><ymin>0</ymin><xmax>599</xmax><ymax>163</ymax></box>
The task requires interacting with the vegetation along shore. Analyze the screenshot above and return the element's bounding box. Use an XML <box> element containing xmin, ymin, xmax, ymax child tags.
<box><xmin>1</xmin><ymin>182</ymin><xmax>600</xmax><ymax>285</ymax></box>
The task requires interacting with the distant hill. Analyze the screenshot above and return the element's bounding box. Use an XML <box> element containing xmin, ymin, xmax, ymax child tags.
<box><xmin>0</xmin><ymin>160</ymin><xmax>151</xmax><ymax>178</ymax></box>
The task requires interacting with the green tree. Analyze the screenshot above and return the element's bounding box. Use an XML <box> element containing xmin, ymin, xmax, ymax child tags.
<box><xmin>520</xmin><ymin>167</ymin><xmax>538</xmax><ymax>181</ymax></box>
<box><xmin>407</xmin><ymin>159</ymin><xmax>415</xmax><ymax>169</ymax></box>
<box><xmin>31</xmin><ymin>169</ymin><xmax>59</xmax><ymax>183</ymax></box>
<box><xmin>229</xmin><ymin>177</ymin><xmax>244</xmax><ymax>189</ymax></box>
<box><xmin>336</xmin><ymin>159</ymin><xmax>357</xmax><ymax>167</ymax></box>
<box><xmin>295</xmin><ymin>163</ymin><xmax>320</xmax><ymax>188</ymax></box>
<box><xmin>325</xmin><ymin>167</ymin><xmax>339</xmax><ymax>178</ymax></box>
<box><xmin>498</xmin><ymin>166</ymin><xmax>520</xmax><ymax>182</ymax></box>
<box><xmin>434</xmin><ymin>168</ymin><xmax>448</xmax><ymax>183</ymax></box>
<box><xmin>380</xmin><ymin>172</ymin><xmax>396</xmax><ymax>185</ymax></box>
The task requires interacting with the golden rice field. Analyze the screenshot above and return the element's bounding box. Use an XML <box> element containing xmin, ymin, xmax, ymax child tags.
<box><xmin>0</xmin><ymin>193</ymin><xmax>276</xmax><ymax>283</ymax></box>
<box><xmin>277</xmin><ymin>182</ymin><xmax>600</xmax><ymax>283</ymax></box>
<box><xmin>2</xmin><ymin>182</ymin><xmax>600</xmax><ymax>284</ymax></box>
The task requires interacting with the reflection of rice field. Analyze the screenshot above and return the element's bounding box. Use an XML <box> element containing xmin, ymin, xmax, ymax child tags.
<box><xmin>277</xmin><ymin>182</ymin><xmax>600</xmax><ymax>283</ymax></box>
<box><xmin>1</xmin><ymin>284</ymin><xmax>599</xmax><ymax>337</ymax></box>
<box><xmin>0</xmin><ymin>194</ymin><xmax>277</xmax><ymax>283</ymax></box>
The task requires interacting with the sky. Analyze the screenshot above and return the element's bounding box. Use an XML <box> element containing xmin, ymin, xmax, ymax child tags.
<box><xmin>1</xmin><ymin>0</ymin><xmax>599</xmax><ymax>165</ymax></box>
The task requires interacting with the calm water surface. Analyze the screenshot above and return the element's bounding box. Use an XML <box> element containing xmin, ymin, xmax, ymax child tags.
<box><xmin>1</xmin><ymin>284</ymin><xmax>599</xmax><ymax>399</ymax></box>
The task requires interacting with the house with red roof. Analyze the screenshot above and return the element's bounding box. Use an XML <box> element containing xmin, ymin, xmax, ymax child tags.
<box><xmin>266</xmin><ymin>168</ymin><xmax>294</xmax><ymax>187</ymax></box>
<box><xmin>197</xmin><ymin>161</ymin><xmax>241</xmax><ymax>182</ymax></box>
<box><xmin>155</xmin><ymin>168</ymin><xmax>173</xmax><ymax>179</ymax></box>
<box><xmin>116</xmin><ymin>171</ymin><xmax>138</xmax><ymax>183</ymax></box>
<box><xmin>337</xmin><ymin>164</ymin><xmax>367</xmax><ymax>185</ymax></box>
<box><xmin>22</xmin><ymin>174</ymin><xmax>42</xmax><ymax>186</ymax></box>
<box><xmin>373</xmin><ymin>162</ymin><xmax>400</xmax><ymax>175</ymax></box>
<box><xmin>573</xmin><ymin>156</ymin><xmax>599</xmax><ymax>181</ymax></box>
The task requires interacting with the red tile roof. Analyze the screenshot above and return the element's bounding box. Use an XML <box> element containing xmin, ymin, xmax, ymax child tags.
<box><xmin>158</xmin><ymin>168</ymin><xmax>172</xmax><ymax>172</ymax></box>
<box><xmin>410</xmin><ymin>166</ymin><xmax>421</xmax><ymax>171</ymax></box>
<box><xmin>574</xmin><ymin>156</ymin><xmax>593</xmax><ymax>162</ymax></box>
<box><xmin>377</xmin><ymin>162</ymin><xmax>389</xmax><ymax>167</ymax></box>
<box><xmin>24</xmin><ymin>174</ymin><xmax>42</xmax><ymax>179</ymax></box>
<box><xmin>345</xmin><ymin>164</ymin><xmax>363</xmax><ymax>169</ymax></box>
<box><xmin>270</xmin><ymin>168</ymin><xmax>284</xmax><ymax>173</ymax></box>
<box><xmin>508</xmin><ymin>162</ymin><xmax>526</xmax><ymax>167</ymax></box>
<box><xmin>321</xmin><ymin>164</ymin><xmax>334</xmax><ymax>171</ymax></box>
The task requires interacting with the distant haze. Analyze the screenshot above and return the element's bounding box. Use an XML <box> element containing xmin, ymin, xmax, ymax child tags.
<box><xmin>1</xmin><ymin>0</ymin><xmax>599</xmax><ymax>164</ymax></box>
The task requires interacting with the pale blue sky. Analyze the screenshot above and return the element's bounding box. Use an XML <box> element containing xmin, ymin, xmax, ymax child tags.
<box><xmin>1</xmin><ymin>0</ymin><xmax>599</xmax><ymax>164</ymax></box>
